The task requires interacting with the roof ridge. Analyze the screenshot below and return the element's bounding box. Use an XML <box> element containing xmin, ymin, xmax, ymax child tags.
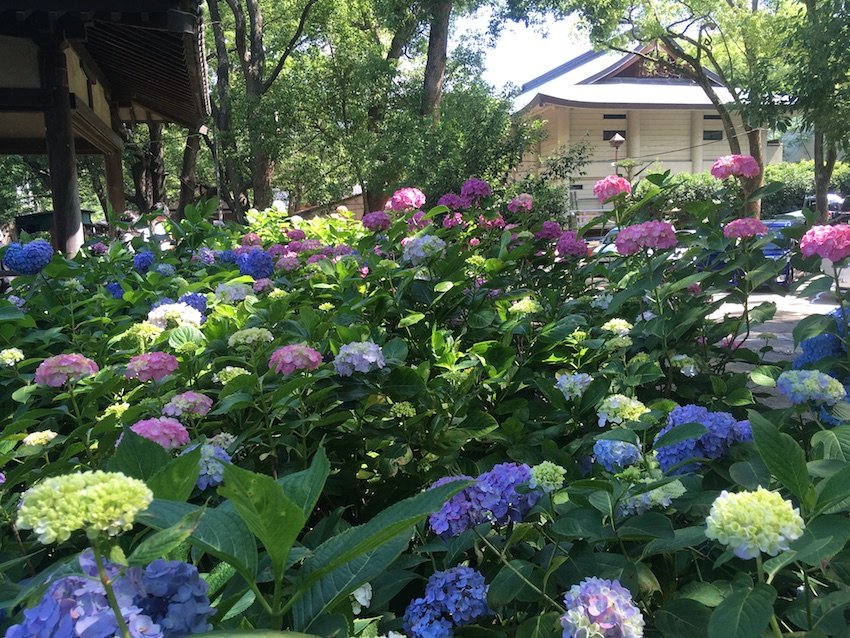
<box><xmin>520</xmin><ymin>49</ymin><xmax>609</xmax><ymax>93</ymax></box>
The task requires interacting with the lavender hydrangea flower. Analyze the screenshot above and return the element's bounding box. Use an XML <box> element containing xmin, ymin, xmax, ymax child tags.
<box><xmin>403</xmin><ymin>567</ymin><xmax>491</xmax><ymax>638</ymax></box>
<box><xmin>333</xmin><ymin>341</ymin><xmax>385</xmax><ymax>376</ymax></box>
<box><xmin>593</xmin><ymin>439</ymin><xmax>641</xmax><ymax>472</ymax></box>
<box><xmin>560</xmin><ymin>577</ymin><xmax>644</xmax><ymax>638</ymax></box>
<box><xmin>427</xmin><ymin>476</ymin><xmax>479</xmax><ymax>538</ymax></box>
<box><xmin>155</xmin><ymin>263</ymin><xmax>176</xmax><ymax>277</ymax></box>
<box><xmin>403</xmin><ymin>235</ymin><xmax>446</xmax><ymax>266</ymax></box>
<box><xmin>133</xmin><ymin>250</ymin><xmax>155</xmax><ymax>274</ymax></box>
<box><xmin>474</xmin><ymin>462</ymin><xmax>540</xmax><ymax>526</ymax></box>
<box><xmin>460</xmin><ymin>178</ymin><xmax>492</xmax><ymax>201</ymax></box>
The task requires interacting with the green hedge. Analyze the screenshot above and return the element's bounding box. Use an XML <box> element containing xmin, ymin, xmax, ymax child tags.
<box><xmin>634</xmin><ymin>161</ymin><xmax>850</xmax><ymax>217</ymax></box>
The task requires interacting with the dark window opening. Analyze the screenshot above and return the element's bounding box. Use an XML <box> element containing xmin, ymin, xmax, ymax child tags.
<box><xmin>703</xmin><ymin>130</ymin><xmax>723</xmax><ymax>141</ymax></box>
<box><xmin>603</xmin><ymin>114</ymin><xmax>626</xmax><ymax>120</ymax></box>
<box><xmin>570</xmin><ymin>184</ymin><xmax>584</xmax><ymax>190</ymax></box>
<box><xmin>703</xmin><ymin>114</ymin><xmax>722</xmax><ymax>120</ymax></box>
<box><xmin>603</xmin><ymin>130</ymin><xmax>627</xmax><ymax>141</ymax></box>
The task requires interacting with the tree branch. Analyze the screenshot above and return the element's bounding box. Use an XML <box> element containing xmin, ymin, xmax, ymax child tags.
<box><xmin>262</xmin><ymin>0</ymin><xmax>320</xmax><ymax>94</ymax></box>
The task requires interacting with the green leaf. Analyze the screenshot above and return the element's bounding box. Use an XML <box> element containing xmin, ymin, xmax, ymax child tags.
<box><xmin>594</xmin><ymin>429</ymin><xmax>640</xmax><ymax>445</ymax></box>
<box><xmin>169</xmin><ymin>325</ymin><xmax>206</xmax><ymax>349</ymax></box>
<box><xmin>750</xmin><ymin>365</ymin><xmax>781</xmax><ymax>387</ymax></box>
<box><xmin>129</xmin><ymin>508</ymin><xmax>203</xmax><ymax>565</ymax></box>
<box><xmin>277</xmin><ymin>448</ymin><xmax>330</xmax><ymax>518</ymax></box>
<box><xmin>515</xmin><ymin>612</ymin><xmax>562</xmax><ymax>638</ymax></box>
<box><xmin>398</xmin><ymin>312</ymin><xmax>425</xmax><ymax>328</ymax></box>
<box><xmin>11</xmin><ymin>384</ymin><xmax>38</xmax><ymax>404</ymax></box>
<box><xmin>290</xmin><ymin>479</ymin><xmax>469</xmax><ymax>631</ymax></box>
<box><xmin>488</xmin><ymin>560</ymin><xmax>536</xmax><ymax>606</ymax></box>
<box><xmin>749</xmin><ymin>410</ymin><xmax>811</xmax><ymax>502</ymax></box>
<box><xmin>729</xmin><ymin>457</ymin><xmax>771</xmax><ymax>490</ymax></box>
<box><xmin>147</xmin><ymin>446</ymin><xmax>202</xmax><ymax>502</ymax></box>
<box><xmin>817</xmin><ymin>464</ymin><xmax>850</xmax><ymax>511</ymax></box>
<box><xmin>793</xmin><ymin>314</ymin><xmax>835</xmax><ymax>348</ymax></box>
<box><xmin>192</xmin><ymin>633</ymin><xmax>320</xmax><ymax>637</ymax></box>
<box><xmin>383</xmin><ymin>367</ymin><xmax>425</xmax><ymax>400</ymax></box>
<box><xmin>812</xmin><ymin>425</ymin><xmax>850</xmax><ymax>461</ymax></box>
<box><xmin>656</xmin><ymin>599</ymin><xmax>711</xmax><ymax>638</ymax></box>
<box><xmin>210</xmin><ymin>392</ymin><xmax>255</xmax><ymax>416</ymax></box>
<box><xmin>137</xmin><ymin>499</ymin><xmax>258</xmax><ymax>578</ymax></box>
<box><xmin>219</xmin><ymin>465</ymin><xmax>306</xmax><ymax>580</ymax></box>
<box><xmin>107</xmin><ymin>429</ymin><xmax>171</xmax><ymax>481</ymax></box>
<box><xmin>617</xmin><ymin>512</ymin><xmax>674</xmax><ymax>540</ymax></box>
<box><xmin>654</xmin><ymin>422</ymin><xmax>707</xmax><ymax>449</ymax></box>
<box><xmin>707</xmin><ymin>583</ymin><xmax>777</xmax><ymax>638</ymax></box>
<box><xmin>434</xmin><ymin>281</ymin><xmax>454</xmax><ymax>293</ymax></box>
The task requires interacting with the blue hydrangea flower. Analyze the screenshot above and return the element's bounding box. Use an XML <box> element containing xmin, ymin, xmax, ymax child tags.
<box><xmin>333</xmin><ymin>341</ymin><xmax>385</xmax><ymax>376</ymax></box>
<box><xmin>793</xmin><ymin>333</ymin><xmax>845</xmax><ymax>369</ymax></box>
<box><xmin>182</xmin><ymin>444</ymin><xmax>231</xmax><ymax>490</ymax></box>
<box><xmin>778</xmin><ymin>370</ymin><xmax>847</xmax><ymax>406</ymax></box>
<box><xmin>556</xmin><ymin>373</ymin><xmax>593</xmax><ymax>401</ymax></box>
<box><xmin>427</xmin><ymin>475</ymin><xmax>480</xmax><ymax>538</ymax></box>
<box><xmin>217</xmin><ymin>249</ymin><xmax>236</xmax><ymax>264</ymax></box>
<box><xmin>403</xmin><ymin>235</ymin><xmax>447</xmax><ymax>266</ymax></box>
<box><xmin>178</xmin><ymin>292</ymin><xmax>208</xmax><ymax>315</ymax></box>
<box><xmin>561</xmin><ymin>577</ymin><xmax>644</xmax><ymax>638</ymax></box>
<box><xmin>3</xmin><ymin>239</ymin><xmax>54</xmax><ymax>275</ymax></box>
<box><xmin>134</xmin><ymin>250</ymin><xmax>155</xmax><ymax>274</ymax></box>
<box><xmin>136</xmin><ymin>559</ymin><xmax>213</xmax><ymax>635</ymax></box>
<box><xmin>403</xmin><ymin>567</ymin><xmax>490</xmax><ymax>637</ymax></box>
<box><xmin>151</xmin><ymin>297</ymin><xmax>175</xmax><ymax>311</ymax></box>
<box><xmin>155</xmin><ymin>263</ymin><xmax>176</xmax><ymax>277</ymax></box>
<box><xmin>474</xmin><ymin>462</ymin><xmax>540</xmax><ymax>526</ymax></box>
<box><xmin>106</xmin><ymin>282</ymin><xmax>124</xmax><ymax>299</ymax></box>
<box><xmin>237</xmin><ymin>249</ymin><xmax>273</xmax><ymax>279</ymax></box>
<box><xmin>593</xmin><ymin>439</ymin><xmax>641</xmax><ymax>472</ymax></box>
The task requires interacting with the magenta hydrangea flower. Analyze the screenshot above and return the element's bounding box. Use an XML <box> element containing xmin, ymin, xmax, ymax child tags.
<box><xmin>130</xmin><ymin>417</ymin><xmax>189</xmax><ymax>449</ymax></box>
<box><xmin>407</xmin><ymin>211</ymin><xmax>431</xmax><ymax>231</ymax></box>
<box><xmin>615</xmin><ymin>220</ymin><xmax>677</xmax><ymax>256</ymax></box>
<box><xmin>535</xmin><ymin>221</ymin><xmax>562</xmax><ymax>241</ymax></box>
<box><xmin>269</xmin><ymin>344</ymin><xmax>323</xmax><ymax>375</ymax></box>
<box><xmin>34</xmin><ymin>354</ymin><xmax>99</xmax><ymax>387</ymax></box>
<box><xmin>477</xmin><ymin>214</ymin><xmax>505</xmax><ymax>230</ymax></box>
<box><xmin>89</xmin><ymin>242</ymin><xmax>108</xmax><ymax>256</ymax></box>
<box><xmin>800</xmin><ymin>225</ymin><xmax>850</xmax><ymax>263</ymax></box>
<box><xmin>162</xmin><ymin>391</ymin><xmax>213</xmax><ymax>418</ymax></box>
<box><xmin>593</xmin><ymin>175</ymin><xmax>632</xmax><ymax>203</ymax></box>
<box><xmin>556</xmin><ymin>231</ymin><xmax>588</xmax><ymax>258</ymax></box>
<box><xmin>442</xmin><ymin>212</ymin><xmax>465</xmax><ymax>229</ymax></box>
<box><xmin>507</xmin><ymin>193</ymin><xmax>533</xmax><ymax>213</ymax></box>
<box><xmin>388</xmin><ymin>188</ymin><xmax>426</xmax><ymax>212</ymax></box>
<box><xmin>287</xmin><ymin>228</ymin><xmax>306</xmax><ymax>241</ymax></box>
<box><xmin>723</xmin><ymin>217</ymin><xmax>769</xmax><ymax>239</ymax></box>
<box><xmin>267</xmin><ymin>243</ymin><xmax>288</xmax><ymax>258</ymax></box>
<box><xmin>460</xmin><ymin>178</ymin><xmax>492</xmax><ymax>202</ymax></box>
<box><xmin>437</xmin><ymin>193</ymin><xmax>470</xmax><ymax>210</ymax></box>
<box><xmin>711</xmin><ymin>154</ymin><xmax>761</xmax><ymax>180</ymax></box>
<box><xmin>362</xmin><ymin>211</ymin><xmax>392</xmax><ymax>232</ymax></box>
<box><xmin>125</xmin><ymin>352</ymin><xmax>179</xmax><ymax>382</ymax></box>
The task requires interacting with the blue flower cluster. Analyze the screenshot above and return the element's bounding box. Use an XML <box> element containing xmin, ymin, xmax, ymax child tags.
<box><xmin>403</xmin><ymin>567</ymin><xmax>491</xmax><ymax>638</ymax></box>
<box><xmin>151</xmin><ymin>297</ymin><xmax>175</xmax><ymax>310</ymax></box>
<box><xmin>133</xmin><ymin>250</ymin><xmax>155</xmax><ymax>274</ymax></box>
<box><xmin>3</xmin><ymin>239</ymin><xmax>54</xmax><ymax>275</ymax></box>
<box><xmin>237</xmin><ymin>249</ymin><xmax>273</xmax><ymax>279</ymax></box>
<box><xmin>6</xmin><ymin>550</ymin><xmax>212</xmax><ymax>637</ymax></box>
<box><xmin>217</xmin><ymin>249</ymin><xmax>236</xmax><ymax>264</ymax></box>
<box><xmin>105</xmin><ymin>282</ymin><xmax>124</xmax><ymax>299</ymax></box>
<box><xmin>654</xmin><ymin>404</ymin><xmax>752</xmax><ymax>474</ymax></box>
<box><xmin>793</xmin><ymin>333</ymin><xmax>844</xmax><ymax>369</ymax></box>
<box><xmin>593</xmin><ymin>439</ymin><xmax>641</xmax><ymax>472</ymax></box>
<box><xmin>155</xmin><ymin>263</ymin><xmax>176</xmax><ymax>277</ymax></box>
<box><xmin>182</xmin><ymin>443</ymin><xmax>231</xmax><ymax>490</ymax></box>
<box><xmin>428</xmin><ymin>463</ymin><xmax>540</xmax><ymax>538</ymax></box>
<box><xmin>178</xmin><ymin>292</ymin><xmax>208</xmax><ymax>315</ymax></box>
<box><xmin>777</xmin><ymin>369</ymin><xmax>846</xmax><ymax>406</ymax></box>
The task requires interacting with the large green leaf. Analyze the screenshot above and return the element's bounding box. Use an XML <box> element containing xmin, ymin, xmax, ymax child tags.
<box><xmin>656</xmin><ymin>599</ymin><xmax>711</xmax><ymax>638</ymax></box>
<box><xmin>277</xmin><ymin>448</ymin><xmax>330</xmax><ymax>518</ymax></box>
<box><xmin>289</xmin><ymin>479</ymin><xmax>469</xmax><ymax>631</ymax></box>
<box><xmin>219</xmin><ymin>465</ymin><xmax>305</xmax><ymax>580</ymax></box>
<box><xmin>792</xmin><ymin>314</ymin><xmax>835</xmax><ymax>348</ymax></box>
<box><xmin>193</xmin><ymin>633</ymin><xmax>319</xmax><ymax>637</ymax></box>
<box><xmin>147</xmin><ymin>446</ymin><xmax>201</xmax><ymax>502</ymax></box>
<box><xmin>812</xmin><ymin>425</ymin><xmax>850</xmax><ymax>461</ymax></box>
<box><xmin>487</xmin><ymin>560</ymin><xmax>536</xmax><ymax>606</ymax></box>
<box><xmin>137</xmin><ymin>499</ymin><xmax>258</xmax><ymax>578</ymax></box>
<box><xmin>383</xmin><ymin>366</ymin><xmax>426</xmax><ymax>400</ymax></box>
<box><xmin>515</xmin><ymin>612</ymin><xmax>562</xmax><ymax>638</ymax></box>
<box><xmin>107</xmin><ymin>429</ymin><xmax>171</xmax><ymax>481</ymax></box>
<box><xmin>653</xmin><ymin>422</ymin><xmax>707</xmax><ymax>449</ymax></box>
<box><xmin>707</xmin><ymin>583</ymin><xmax>777</xmax><ymax>638</ymax></box>
<box><xmin>749</xmin><ymin>410</ymin><xmax>811</xmax><ymax>503</ymax></box>
<box><xmin>129</xmin><ymin>508</ymin><xmax>203</xmax><ymax>565</ymax></box>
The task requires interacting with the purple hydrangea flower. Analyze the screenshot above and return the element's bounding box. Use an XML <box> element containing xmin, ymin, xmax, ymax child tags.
<box><xmin>437</xmin><ymin>193</ymin><xmax>471</xmax><ymax>210</ymax></box>
<box><xmin>133</xmin><ymin>250</ymin><xmax>155</xmax><ymax>274</ymax></box>
<box><xmin>560</xmin><ymin>577</ymin><xmax>644</xmax><ymax>638</ymax></box>
<box><xmin>3</xmin><ymin>239</ymin><xmax>54</xmax><ymax>275</ymax></box>
<box><xmin>427</xmin><ymin>475</ymin><xmax>479</xmax><ymax>538</ymax></box>
<box><xmin>460</xmin><ymin>178</ymin><xmax>492</xmax><ymax>202</ymax></box>
<box><xmin>474</xmin><ymin>462</ymin><xmax>540</xmax><ymax>526</ymax></box>
<box><xmin>362</xmin><ymin>211</ymin><xmax>392</xmax><ymax>232</ymax></box>
<box><xmin>333</xmin><ymin>341</ymin><xmax>385</xmax><ymax>376</ymax></box>
<box><xmin>193</xmin><ymin>247</ymin><xmax>216</xmax><ymax>265</ymax></box>
<box><xmin>403</xmin><ymin>567</ymin><xmax>490</xmax><ymax>638</ymax></box>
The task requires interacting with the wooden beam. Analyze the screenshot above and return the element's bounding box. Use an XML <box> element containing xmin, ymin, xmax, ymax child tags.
<box><xmin>0</xmin><ymin>89</ymin><xmax>47</xmax><ymax>112</ymax></box>
<box><xmin>42</xmin><ymin>42</ymin><xmax>84</xmax><ymax>256</ymax></box>
<box><xmin>70</xmin><ymin>94</ymin><xmax>123</xmax><ymax>153</ymax></box>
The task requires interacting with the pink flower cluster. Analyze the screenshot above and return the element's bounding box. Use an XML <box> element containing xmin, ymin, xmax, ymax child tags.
<box><xmin>131</xmin><ymin>417</ymin><xmax>189</xmax><ymax>449</ymax></box>
<box><xmin>556</xmin><ymin>231</ymin><xmax>588</xmax><ymax>258</ymax></box>
<box><xmin>593</xmin><ymin>175</ymin><xmax>631</xmax><ymax>203</ymax></box>
<box><xmin>362</xmin><ymin>211</ymin><xmax>391</xmax><ymax>232</ymax></box>
<box><xmin>710</xmin><ymin>154</ymin><xmax>761</xmax><ymax>180</ymax></box>
<box><xmin>800</xmin><ymin>224</ymin><xmax>850</xmax><ymax>263</ymax></box>
<box><xmin>442</xmin><ymin>212</ymin><xmax>466</xmax><ymax>229</ymax></box>
<box><xmin>277</xmin><ymin>255</ymin><xmax>300</xmax><ymax>271</ymax></box>
<box><xmin>507</xmin><ymin>193</ymin><xmax>533</xmax><ymax>213</ymax></box>
<box><xmin>535</xmin><ymin>221</ymin><xmax>562</xmax><ymax>241</ymax></box>
<box><xmin>407</xmin><ymin>211</ymin><xmax>432</xmax><ymax>231</ymax></box>
<box><xmin>615</xmin><ymin>221</ymin><xmax>677</xmax><ymax>256</ymax></box>
<box><xmin>241</xmin><ymin>232</ymin><xmax>262</xmax><ymax>247</ymax></box>
<box><xmin>125</xmin><ymin>351</ymin><xmax>179</xmax><ymax>382</ymax></box>
<box><xmin>388</xmin><ymin>187</ymin><xmax>426</xmax><ymax>212</ymax></box>
<box><xmin>162</xmin><ymin>391</ymin><xmax>213</xmax><ymax>418</ymax></box>
<box><xmin>34</xmin><ymin>354</ymin><xmax>99</xmax><ymax>387</ymax></box>
<box><xmin>269</xmin><ymin>344</ymin><xmax>323</xmax><ymax>375</ymax></box>
<box><xmin>723</xmin><ymin>217</ymin><xmax>768</xmax><ymax>239</ymax></box>
<box><xmin>478</xmin><ymin>214</ymin><xmax>506</xmax><ymax>230</ymax></box>
<box><xmin>253</xmin><ymin>278</ymin><xmax>273</xmax><ymax>292</ymax></box>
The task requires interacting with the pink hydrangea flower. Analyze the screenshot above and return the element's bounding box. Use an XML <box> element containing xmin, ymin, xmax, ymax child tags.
<box><xmin>162</xmin><ymin>391</ymin><xmax>213</xmax><ymax>418</ymax></box>
<box><xmin>34</xmin><ymin>354</ymin><xmax>99</xmax><ymax>387</ymax></box>
<box><xmin>593</xmin><ymin>175</ymin><xmax>631</xmax><ymax>203</ymax></box>
<box><xmin>241</xmin><ymin>232</ymin><xmax>262</xmax><ymax>247</ymax></box>
<box><xmin>125</xmin><ymin>351</ymin><xmax>179</xmax><ymax>382</ymax></box>
<box><xmin>688</xmin><ymin>282</ymin><xmax>702</xmax><ymax>295</ymax></box>
<box><xmin>535</xmin><ymin>221</ymin><xmax>562</xmax><ymax>241</ymax></box>
<box><xmin>469</xmin><ymin>238</ymin><xmax>480</xmax><ymax>247</ymax></box>
<box><xmin>359</xmin><ymin>266</ymin><xmax>370</xmax><ymax>278</ymax></box>
<box><xmin>287</xmin><ymin>229</ymin><xmax>306</xmax><ymax>241</ymax></box>
<box><xmin>253</xmin><ymin>278</ymin><xmax>273</xmax><ymax>293</ymax></box>
<box><xmin>478</xmin><ymin>214</ymin><xmax>506</xmax><ymax>230</ymax></box>
<box><xmin>800</xmin><ymin>225</ymin><xmax>850</xmax><ymax>263</ymax></box>
<box><xmin>507</xmin><ymin>193</ymin><xmax>533</xmax><ymax>213</ymax></box>
<box><xmin>131</xmin><ymin>417</ymin><xmax>189</xmax><ymax>449</ymax></box>
<box><xmin>556</xmin><ymin>231</ymin><xmax>588</xmax><ymax>258</ymax></box>
<box><xmin>723</xmin><ymin>217</ymin><xmax>769</xmax><ymax>239</ymax></box>
<box><xmin>460</xmin><ymin>178</ymin><xmax>492</xmax><ymax>201</ymax></box>
<box><xmin>615</xmin><ymin>221</ymin><xmax>677</xmax><ymax>256</ymax></box>
<box><xmin>388</xmin><ymin>188</ymin><xmax>426</xmax><ymax>212</ymax></box>
<box><xmin>443</xmin><ymin>212</ymin><xmax>466</xmax><ymax>229</ymax></box>
<box><xmin>288</xmin><ymin>240</ymin><xmax>303</xmax><ymax>253</ymax></box>
<box><xmin>711</xmin><ymin>154</ymin><xmax>761</xmax><ymax>180</ymax></box>
<box><xmin>277</xmin><ymin>255</ymin><xmax>300</xmax><ymax>271</ymax></box>
<box><xmin>407</xmin><ymin>211</ymin><xmax>431</xmax><ymax>231</ymax></box>
<box><xmin>269</xmin><ymin>344</ymin><xmax>323</xmax><ymax>375</ymax></box>
<box><xmin>362</xmin><ymin>211</ymin><xmax>391</xmax><ymax>232</ymax></box>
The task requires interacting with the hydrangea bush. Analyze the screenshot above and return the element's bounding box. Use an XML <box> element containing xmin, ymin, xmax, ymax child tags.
<box><xmin>1</xmin><ymin>171</ymin><xmax>849</xmax><ymax>637</ymax></box>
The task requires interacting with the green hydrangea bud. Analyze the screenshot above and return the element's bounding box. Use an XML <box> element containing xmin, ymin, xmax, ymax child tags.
<box><xmin>390</xmin><ymin>401</ymin><xmax>416</xmax><ymax>419</ymax></box>
<box><xmin>213</xmin><ymin>366</ymin><xmax>250</xmax><ymax>385</ymax></box>
<box><xmin>0</xmin><ymin>348</ymin><xmax>25</xmax><ymax>367</ymax></box>
<box><xmin>530</xmin><ymin>462</ymin><xmax>566</xmax><ymax>492</ymax></box>
<box><xmin>228</xmin><ymin>327</ymin><xmax>274</xmax><ymax>349</ymax></box>
<box><xmin>16</xmin><ymin>471</ymin><xmax>153</xmax><ymax>544</ymax></box>
<box><xmin>509</xmin><ymin>297</ymin><xmax>542</xmax><ymax>316</ymax></box>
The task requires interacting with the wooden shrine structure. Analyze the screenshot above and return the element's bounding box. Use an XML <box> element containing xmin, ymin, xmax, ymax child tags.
<box><xmin>0</xmin><ymin>1</ymin><xmax>210</xmax><ymax>255</ymax></box>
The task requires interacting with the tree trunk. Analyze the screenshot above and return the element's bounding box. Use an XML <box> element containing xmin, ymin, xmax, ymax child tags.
<box><xmin>251</xmin><ymin>150</ymin><xmax>275</xmax><ymax>210</ymax></box>
<box><xmin>743</xmin><ymin>127</ymin><xmax>765</xmax><ymax>217</ymax></box>
<box><xmin>813</xmin><ymin>129</ymin><xmax>837</xmax><ymax>222</ymax></box>
<box><xmin>176</xmin><ymin>127</ymin><xmax>201</xmax><ymax>219</ymax></box>
<box><xmin>421</xmin><ymin>0</ymin><xmax>452</xmax><ymax>122</ymax></box>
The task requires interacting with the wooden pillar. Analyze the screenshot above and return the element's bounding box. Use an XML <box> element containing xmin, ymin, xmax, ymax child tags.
<box><xmin>627</xmin><ymin>110</ymin><xmax>641</xmax><ymax>159</ymax></box>
<box><xmin>691</xmin><ymin>111</ymin><xmax>703</xmax><ymax>173</ymax></box>
<box><xmin>104</xmin><ymin>151</ymin><xmax>125</xmax><ymax>234</ymax></box>
<box><xmin>42</xmin><ymin>42</ymin><xmax>83</xmax><ymax>256</ymax></box>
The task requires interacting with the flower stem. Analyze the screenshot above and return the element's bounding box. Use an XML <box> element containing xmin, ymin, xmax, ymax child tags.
<box><xmin>756</xmin><ymin>554</ymin><xmax>783</xmax><ymax>638</ymax></box>
<box><xmin>91</xmin><ymin>540</ymin><xmax>132</xmax><ymax>638</ymax></box>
